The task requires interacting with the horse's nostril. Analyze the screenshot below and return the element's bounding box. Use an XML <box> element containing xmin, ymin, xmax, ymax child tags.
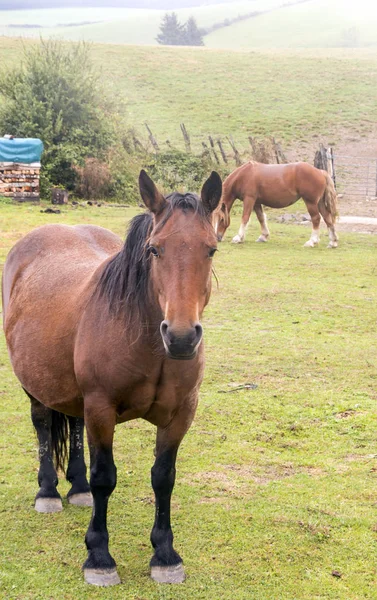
<box><xmin>194</xmin><ymin>323</ymin><xmax>203</xmax><ymax>343</ymax></box>
<box><xmin>160</xmin><ymin>320</ymin><xmax>169</xmax><ymax>340</ymax></box>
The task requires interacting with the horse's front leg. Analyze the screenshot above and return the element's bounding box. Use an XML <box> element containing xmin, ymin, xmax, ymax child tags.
<box><xmin>66</xmin><ymin>416</ymin><xmax>92</xmax><ymax>507</ymax></box>
<box><xmin>83</xmin><ymin>398</ymin><xmax>120</xmax><ymax>586</ymax></box>
<box><xmin>150</xmin><ymin>413</ymin><xmax>195</xmax><ymax>584</ymax></box>
<box><xmin>232</xmin><ymin>196</ymin><xmax>255</xmax><ymax>243</ymax></box>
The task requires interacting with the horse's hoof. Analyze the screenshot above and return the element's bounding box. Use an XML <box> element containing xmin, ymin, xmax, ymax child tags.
<box><xmin>327</xmin><ymin>243</ymin><xmax>338</xmax><ymax>249</ymax></box>
<box><xmin>68</xmin><ymin>492</ymin><xmax>93</xmax><ymax>507</ymax></box>
<box><xmin>35</xmin><ymin>497</ymin><xmax>63</xmax><ymax>513</ymax></box>
<box><xmin>84</xmin><ymin>568</ymin><xmax>121</xmax><ymax>586</ymax></box>
<box><xmin>256</xmin><ymin>236</ymin><xmax>268</xmax><ymax>243</ymax></box>
<box><xmin>232</xmin><ymin>235</ymin><xmax>243</xmax><ymax>244</ymax></box>
<box><xmin>304</xmin><ymin>241</ymin><xmax>316</xmax><ymax>248</ymax></box>
<box><xmin>151</xmin><ymin>563</ymin><xmax>185</xmax><ymax>584</ymax></box>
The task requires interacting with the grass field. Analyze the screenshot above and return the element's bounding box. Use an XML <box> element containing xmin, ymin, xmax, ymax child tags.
<box><xmin>1</xmin><ymin>37</ymin><xmax>377</xmax><ymax>155</ymax></box>
<box><xmin>0</xmin><ymin>198</ymin><xmax>377</xmax><ymax>599</ymax></box>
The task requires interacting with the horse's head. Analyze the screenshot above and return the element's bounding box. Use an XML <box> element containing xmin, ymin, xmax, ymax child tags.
<box><xmin>139</xmin><ymin>170</ymin><xmax>222</xmax><ymax>360</ymax></box>
<box><xmin>212</xmin><ymin>201</ymin><xmax>230</xmax><ymax>242</ymax></box>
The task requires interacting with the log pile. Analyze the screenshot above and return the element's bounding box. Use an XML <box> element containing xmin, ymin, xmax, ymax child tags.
<box><xmin>0</xmin><ymin>163</ymin><xmax>41</xmax><ymax>202</ymax></box>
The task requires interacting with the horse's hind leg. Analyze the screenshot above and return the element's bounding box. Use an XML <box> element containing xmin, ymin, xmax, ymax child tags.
<box><xmin>66</xmin><ymin>417</ymin><xmax>92</xmax><ymax>507</ymax></box>
<box><xmin>303</xmin><ymin>201</ymin><xmax>321</xmax><ymax>247</ymax></box>
<box><xmin>318</xmin><ymin>203</ymin><xmax>338</xmax><ymax>248</ymax></box>
<box><xmin>232</xmin><ymin>196</ymin><xmax>255</xmax><ymax>243</ymax></box>
<box><xmin>28</xmin><ymin>394</ymin><xmax>63</xmax><ymax>513</ymax></box>
<box><xmin>254</xmin><ymin>203</ymin><xmax>270</xmax><ymax>242</ymax></box>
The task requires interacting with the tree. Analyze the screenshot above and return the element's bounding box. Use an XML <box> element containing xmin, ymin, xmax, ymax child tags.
<box><xmin>183</xmin><ymin>17</ymin><xmax>204</xmax><ymax>46</ymax></box>
<box><xmin>157</xmin><ymin>13</ymin><xmax>205</xmax><ymax>46</ymax></box>
<box><xmin>156</xmin><ymin>13</ymin><xmax>184</xmax><ymax>46</ymax></box>
<box><xmin>0</xmin><ymin>39</ymin><xmax>113</xmax><ymax>193</ymax></box>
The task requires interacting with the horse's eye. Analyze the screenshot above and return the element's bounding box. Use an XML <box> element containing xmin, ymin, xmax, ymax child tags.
<box><xmin>208</xmin><ymin>248</ymin><xmax>217</xmax><ymax>258</ymax></box>
<box><xmin>149</xmin><ymin>246</ymin><xmax>159</xmax><ymax>258</ymax></box>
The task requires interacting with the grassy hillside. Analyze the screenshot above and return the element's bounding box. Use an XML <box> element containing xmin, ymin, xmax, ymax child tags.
<box><xmin>206</xmin><ymin>0</ymin><xmax>377</xmax><ymax>48</ymax></box>
<box><xmin>0</xmin><ymin>37</ymin><xmax>377</xmax><ymax>154</ymax></box>
<box><xmin>0</xmin><ymin>1</ymin><xmax>281</xmax><ymax>45</ymax></box>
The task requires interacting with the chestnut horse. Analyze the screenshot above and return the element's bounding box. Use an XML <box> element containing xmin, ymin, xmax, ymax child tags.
<box><xmin>2</xmin><ymin>170</ymin><xmax>222</xmax><ymax>587</ymax></box>
<box><xmin>213</xmin><ymin>161</ymin><xmax>338</xmax><ymax>248</ymax></box>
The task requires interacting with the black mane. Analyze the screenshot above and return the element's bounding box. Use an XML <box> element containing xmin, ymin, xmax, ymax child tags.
<box><xmin>97</xmin><ymin>192</ymin><xmax>210</xmax><ymax>325</ymax></box>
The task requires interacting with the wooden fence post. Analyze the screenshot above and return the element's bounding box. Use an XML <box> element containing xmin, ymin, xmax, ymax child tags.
<box><xmin>326</xmin><ymin>147</ymin><xmax>336</xmax><ymax>189</ymax></box>
<box><xmin>272</xmin><ymin>138</ymin><xmax>287</xmax><ymax>164</ymax></box>
<box><xmin>180</xmin><ymin>123</ymin><xmax>191</xmax><ymax>153</ymax></box>
<box><xmin>201</xmin><ymin>141</ymin><xmax>211</xmax><ymax>160</ymax></box>
<box><xmin>208</xmin><ymin>136</ymin><xmax>220</xmax><ymax>164</ymax></box>
<box><xmin>144</xmin><ymin>123</ymin><xmax>159</xmax><ymax>152</ymax></box>
<box><xmin>132</xmin><ymin>132</ymin><xmax>144</xmax><ymax>153</ymax></box>
<box><xmin>320</xmin><ymin>143</ymin><xmax>328</xmax><ymax>171</ymax></box>
<box><xmin>248</xmin><ymin>136</ymin><xmax>258</xmax><ymax>158</ymax></box>
<box><xmin>227</xmin><ymin>136</ymin><xmax>242</xmax><ymax>166</ymax></box>
<box><xmin>217</xmin><ymin>139</ymin><xmax>228</xmax><ymax>164</ymax></box>
<box><xmin>272</xmin><ymin>137</ymin><xmax>280</xmax><ymax>163</ymax></box>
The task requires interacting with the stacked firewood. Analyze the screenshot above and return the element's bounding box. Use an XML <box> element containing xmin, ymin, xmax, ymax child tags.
<box><xmin>0</xmin><ymin>163</ymin><xmax>41</xmax><ymax>201</ymax></box>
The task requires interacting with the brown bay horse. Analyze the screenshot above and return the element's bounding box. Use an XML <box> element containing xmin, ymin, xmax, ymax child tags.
<box><xmin>213</xmin><ymin>161</ymin><xmax>338</xmax><ymax>248</ymax></box>
<box><xmin>2</xmin><ymin>170</ymin><xmax>222</xmax><ymax>586</ymax></box>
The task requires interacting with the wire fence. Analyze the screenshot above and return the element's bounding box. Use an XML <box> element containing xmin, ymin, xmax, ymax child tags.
<box><xmin>332</xmin><ymin>153</ymin><xmax>377</xmax><ymax>199</ymax></box>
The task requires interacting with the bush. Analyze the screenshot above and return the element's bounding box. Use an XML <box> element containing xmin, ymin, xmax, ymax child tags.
<box><xmin>0</xmin><ymin>40</ymin><xmax>114</xmax><ymax>198</ymax></box>
<box><xmin>74</xmin><ymin>158</ymin><xmax>112</xmax><ymax>200</ymax></box>
<box><xmin>145</xmin><ymin>150</ymin><xmax>215</xmax><ymax>192</ymax></box>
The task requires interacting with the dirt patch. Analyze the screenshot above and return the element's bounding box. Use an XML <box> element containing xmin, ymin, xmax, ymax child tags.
<box><xmin>183</xmin><ymin>463</ymin><xmax>324</xmax><ymax>499</ymax></box>
<box><xmin>274</xmin><ymin>211</ymin><xmax>377</xmax><ymax>235</ymax></box>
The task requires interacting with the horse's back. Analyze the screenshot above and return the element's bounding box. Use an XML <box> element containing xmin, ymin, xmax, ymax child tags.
<box><xmin>2</xmin><ymin>224</ymin><xmax>122</xmax><ymax>410</ymax></box>
<box><xmin>250</xmin><ymin>162</ymin><xmax>326</xmax><ymax>204</ymax></box>
<box><xmin>3</xmin><ymin>223</ymin><xmax>121</xmax><ymax>316</ymax></box>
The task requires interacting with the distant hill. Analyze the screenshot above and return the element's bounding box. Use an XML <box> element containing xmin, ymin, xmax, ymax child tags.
<box><xmin>205</xmin><ymin>0</ymin><xmax>377</xmax><ymax>48</ymax></box>
<box><xmin>0</xmin><ymin>1</ymin><xmax>283</xmax><ymax>46</ymax></box>
<box><xmin>2</xmin><ymin>0</ymin><xmax>377</xmax><ymax>49</ymax></box>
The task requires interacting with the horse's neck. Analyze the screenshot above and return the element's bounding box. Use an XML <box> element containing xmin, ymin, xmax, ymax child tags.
<box><xmin>223</xmin><ymin>183</ymin><xmax>238</xmax><ymax>209</ymax></box>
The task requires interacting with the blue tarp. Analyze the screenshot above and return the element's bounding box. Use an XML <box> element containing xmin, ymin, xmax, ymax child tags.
<box><xmin>0</xmin><ymin>138</ymin><xmax>44</xmax><ymax>164</ymax></box>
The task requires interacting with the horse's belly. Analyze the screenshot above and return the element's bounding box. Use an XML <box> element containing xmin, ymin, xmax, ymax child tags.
<box><xmin>4</xmin><ymin>274</ymin><xmax>87</xmax><ymax>413</ymax></box>
<box><xmin>260</xmin><ymin>189</ymin><xmax>300</xmax><ymax>208</ymax></box>
<box><xmin>6</xmin><ymin>317</ymin><xmax>82</xmax><ymax>413</ymax></box>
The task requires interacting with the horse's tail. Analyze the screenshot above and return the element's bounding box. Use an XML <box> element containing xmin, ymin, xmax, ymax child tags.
<box><xmin>51</xmin><ymin>410</ymin><xmax>69</xmax><ymax>473</ymax></box>
<box><xmin>319</xmin><ymin>172</ymin><xmax>338</xmax><ymax>221</ymax></box>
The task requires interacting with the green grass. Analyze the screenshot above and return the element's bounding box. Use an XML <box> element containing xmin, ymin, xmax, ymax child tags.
<box><xmin>1</xmin><ymin>200</ymin><xmax>377</xmax><ymax>599</ymax></box>
<box><xmin>1</xmin><ymin>37</ymin><xmax>377</xmax><ymax>153</ymax></box>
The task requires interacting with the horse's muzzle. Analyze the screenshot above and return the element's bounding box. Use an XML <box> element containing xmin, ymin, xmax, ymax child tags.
<box><xmin>160</xmin><ymin>321</ymin><xmax>203</xmax><ymax>360</ymax></box>
<box><xmin>217</xmin><ymin>234</ymin><xmax>223</xmax><ymax>242</ymax></box>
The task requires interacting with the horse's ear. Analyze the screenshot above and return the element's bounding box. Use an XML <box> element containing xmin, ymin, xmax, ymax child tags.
<box><xmin>201</xmin><ymin>171</ymin><xmax>222</xmax><ymax>214</ymax></box>
<box><xmin>139</xmin><ymin>170</ymin><xmax>166</xmax><ymax>215</ymax></box>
